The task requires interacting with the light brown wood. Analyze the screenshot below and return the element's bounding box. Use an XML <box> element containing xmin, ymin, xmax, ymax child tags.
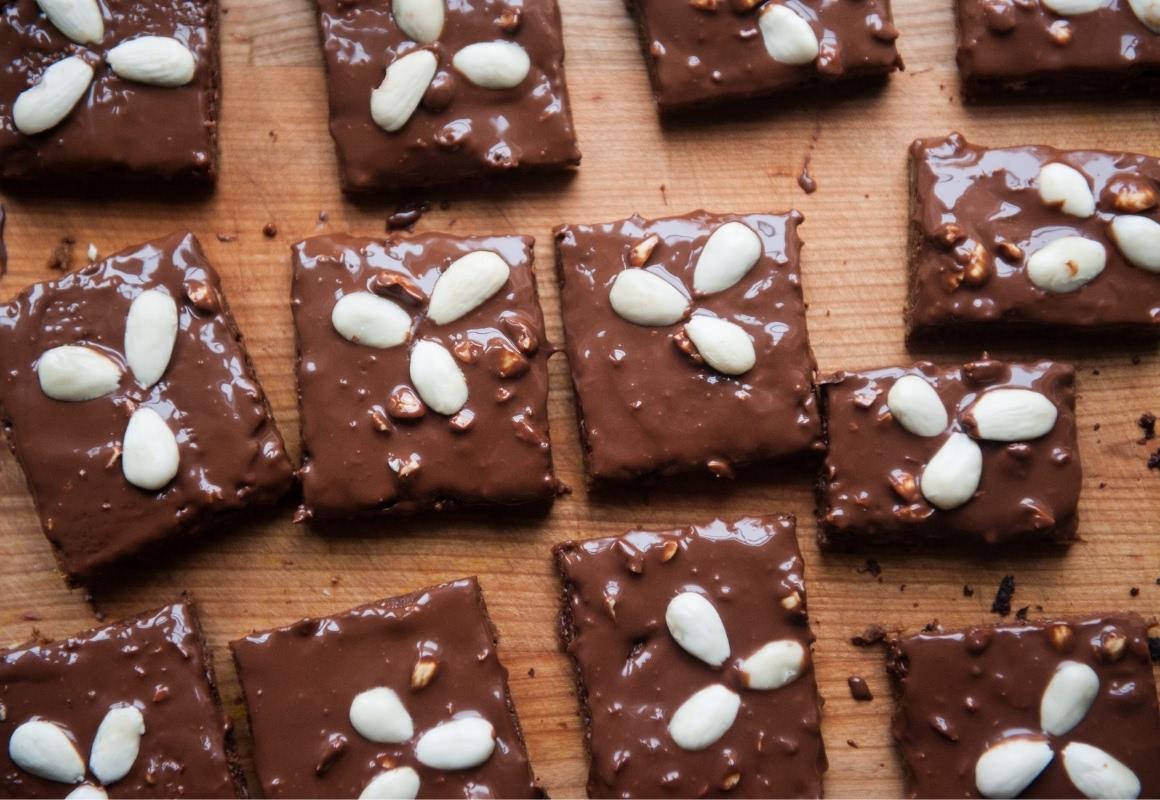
<box><xmin>1</xmin><ymin>0</ymin><xmax>1158</xmax><ymax>796</ymax></box>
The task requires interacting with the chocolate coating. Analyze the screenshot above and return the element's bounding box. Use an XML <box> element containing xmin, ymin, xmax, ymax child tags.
<box><xmin>0</xmin><ymin>232</ymin><xmax>294</xmax><ymax>581</ymax></box>
<box><xmin>0</xmin><ymin>603</ymin><xmax>242</xmax><ymax>798</ymax></box>
<box><xmin>555</xmin><ymin>211</ymin><xmax>822</xmax><ymax>482</ymax></box>
<box><xmin>888</xmin><ymin>613</ymin><xmax>1160</xmax><ymax>798</ymax></box>
<box><xmin>291</xmin><ymin>233</ymin><xmax>559</xmax><ymax>518</ymax></box>
<box><xmin>818</xmin><ymin>359</ymin><xmax>1081</xmax><ymax>548</ymax></box>
<box><xmin>907</xmin><ymin>133</ymin><xmax>1160</xmax><ymax>339</ymax></box>
<box><xmin>313</xmin><ymin>0</ymin><xmax>580</xmax><ymax>191</ymax></box>
<box><xmin>956</xmin><ymin>0</ymin><xmax>1160</xmax><ymax>91</ymax></box>
<box><xmin>627</xmin><ymin>0</ymin><xmax>903</xmax><ymax>112</ymax></box>
<box><xmin>0</xmin><ymin>0</ymin><xmax>219</xmax><ymax>184</ymax></box>
<box><xmin>555</xmin><ymin>516</ymin><xmax>827</xmax><ymax>799</ymax></box>
<box><xmin>230</xmin><ymin>577</ymin><xmax>543</xmax><ymax>799</ymax></box>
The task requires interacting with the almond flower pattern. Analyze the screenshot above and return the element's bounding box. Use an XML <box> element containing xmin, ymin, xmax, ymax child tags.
<box><xmin>7</xmin><ymin>705</ymin><xmax>147</xmax><ymax>798</ymax></box>
<box><xmin>12</xmin><ymin>0</ymin><xmax>198</xmax><ymax>136</ymax></box>
<box><xmin>35</xmin><ymin>289</ymin><xmax>183</xmax><ymax>492</ymax></box>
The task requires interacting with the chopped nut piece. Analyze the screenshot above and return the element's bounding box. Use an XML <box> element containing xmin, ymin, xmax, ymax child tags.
<box><xmin>452</xmin><ymin>339</ymin><xmax>482</xmax><ymax>364</ymax></box>
<box><xmin>731</xmin><ymin>0</ymin><xmax>763</xmax><ymax>10</ymax></box>
<box><xmin>707</xmin><ymin>458</ymin><xmax>735</xmax><ymax>478</ymax></box>
<box><xmin>629</xmin><ymin>233</ymin><xmax>661</xmax><ymax>265</ymax></box>
<box><xmin>1111</xmin><ymin>185</ymin><xmax>1159</xmax><ymax>213</ymax></box>
<box><xmin>387</xmin><ymin>387</ymin><xmax>425</xmax><ymax>420</ymax></box>
<box><xmin>1048</xmin><ymin>20</ymin><xmax>1072</xmax><ymax>45</ymax></box>
<box><xmin>396</xmin><ymin>457</ymin><xmax>421</xmax><ymax>479</ymax></box>
<box><xmin>661</xmin><ymin>540</ymin><xmax>679</xmax><ymax>562</ymax></box>
<box><xmin>449</xmin><ymin>408</ymin><xmax>476</xmax><ymax>432</ymax></box>
<box><xmin>496</xmin><ymin>7</ymin><xmax>522</xmax><ymax>31</ymax></box>
<box><xmin>780</xmin><ymin>591</ymin><xmax>802</xmax><ymax>611</ymax></box>
<box><xmin>963</xmin><ymin>243</ymin><xmax>991</xmax><ymax>287</ymax></box>
<box><xmin>688</xmin><ymin>0</ymin><xmax>719</xmax><ymax>10</ymax></box>
<box><xmin>500</xmin><ymin>314</ymin><xmax>540</xmax><ymax>354</ymax></box>
<box><xmin>722</xmin><ymin>772</ymin><xmax>741</xmax><ymax>790</ymax></box>
<box><xmin>411</xmin><ymin>656</ymin><xmax>439</xmax><ymax>689</ymax></box>
<box><xmin>493</xmin><ymin>345</ymin><xmax>530</xmax><ymax>378</ymax></box>
<box><xmin>184</xmin><ymin>280</ymin><xmax>219</xmax><ymax>314</ymax></box>
<box><xmin>996</xmin><ymin>240</ymin><xmax>1024</xmax><ymax>263</ymax></box>
<box><xmin>671</xmin><ymin>328</ymin><xmax>704</xmax><ymax>364</ymax></box>
<box><xmin>1048</xmin><ymin>623</ymin><xmax>1074</xmax><ymax>652</ymax></box>
<box><xmin>371</xmin><ymin>271</ymin><xmax>427</xmax><ymax>306</ymax></box>
<box><xmin>935</xmin><ymin>224</ymin><xmax>967</xmax><ymax>249</ymax></box>
<box><xmin>888</xmin><ymin>469</ymin><xmax>920</xmax><ymax>503</ymax></box>
<box><xmin>370</xmin><ymin>409</ymin><xmax>393</xmax><ymax>434</ymax></box>
<box><xmin>1097</xmin><ymin>629</ymin><xmax>1127</xmax><ymax>662</ymax></box>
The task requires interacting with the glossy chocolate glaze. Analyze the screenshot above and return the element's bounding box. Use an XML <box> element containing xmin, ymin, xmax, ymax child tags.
<box><xmin>292</xmin><ymin>233</ymin><xmax>558</xmax><ymax>518</ymax></box>
<box><xmin>313</xmin><ymin>0</ymin><xmax>580</xmax><ymax>192</ymax></box>
<box><xmin>0</xmin><ymin>232</ymin><xmax>294</xmax><ymax>581</ymax></box>
<box><xmin>908</xmin><ymin>134</ymin><xmax>1160</xmax><ymax>338</ymax></box>
<box><xmin>555</xmin><ymin>517</ymin><xmax>826</xmax><ymax>799</ymax></box>
<box><xmin>0</xmin><ymin>0</ymin><xmax>219</xmax><ymax>184</ymax></box>
<box><xmin>888</xmin><ymin>613</ymin><xmax>1160</xmax><ymax>798</ymax></box>
<box><xmin>230</xmin><ymin>577</ymin><xmax>543</xmax><ymax>799</ymax></box>
<box><xmin>819</xmin><ymin>359</ymin><xmax>1081</xmax><ymax>548</ymax></box>
<box><xmin>0</xmin><ymin>603</ymin><xmax>242</xmax><ymax>799</ymax></box>
<box><xmin>555</xmin><ymin>211</ymin><xmax>822</xmax><ymax>482</ymax></box>
<box><xmin>627</xmin><ymin>0</ymin><xmax>903</xmax><ymax>112</ymax></box>
<box><xmin>956</xmin><ymin>0</ymin><xmax>1160</xmax><ymax>88</ymax></box>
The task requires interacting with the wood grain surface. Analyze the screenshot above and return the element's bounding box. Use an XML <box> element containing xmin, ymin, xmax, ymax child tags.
<box><xmin>1</xmin><ymin>0</ymin><xmax>1158</xmax><ymax>796</ymax></box>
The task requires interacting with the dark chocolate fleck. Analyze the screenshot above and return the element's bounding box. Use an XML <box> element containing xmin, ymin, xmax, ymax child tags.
<box><xmin>387</xmin><ymin>201</ymin><xmax>431</xmax><ymax>231</ymax></box>
<box><xmin>0</xmin><ymin>205</ymin><xmax>6</xmax><ymax>277</ymax></box>
<box><xmin>1130</xmin><ymin>587</ymin><xmax>1140</xmax><ymax>597</ymax></box>
<box><xmin>857</xmin><ymin>559</ymin><xmax>882</xmax><ymax>577</ymax></box>
<box><xmin>1015</xmin><ymin>606</ymin><xmax>1029</xmax><ymax>620</ymax></box>
<box><xmin>851</xmin><ymin>625</ymin><xmax>887</xmax><ymax>647</ymax></box>
<box><xmin>991</xmin><ymin>575</ymin><xmax>1015</xmax><ymax>616</ymax></box>
<box><xmin>1138</xmin><ymin>412</ymin><xmax>1156</xmax><ymax>442</ymax></box>
<box><xmin>848</xmin><ymin>675</ymin><xmax>874</xmax><ymax>701</ymax></box>
<box><xmin>47</xmin><ymin>235</ymin><xmax>75</xmax><ymax>272</ymax></box>
<box><xmin>1149</xmin><ymin>637</ymin><xmax>1160</xmax><ymax>663</ymax></box>
<box><xmin>262</xmin><ymin>223</ymin><xmax>278</xmax><ymax>238</ymax></box>
<box><xmin>1148</xmin><ymin>449</ymin><xmax>1160</xmax><ymax>470</ymax></box>
<box><xmin>963</xmin><ymin>584</ymin><xmax>974</xmax><ymax>597</ymax></box>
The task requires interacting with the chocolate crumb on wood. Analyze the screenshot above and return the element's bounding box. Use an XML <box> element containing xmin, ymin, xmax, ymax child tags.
<box><xmin>991</xmin><ymin>575</ymin><xmax>1015</xmax><ymax>616</ymax></box>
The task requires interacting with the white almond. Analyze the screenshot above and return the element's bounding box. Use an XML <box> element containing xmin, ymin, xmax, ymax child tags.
<box><xmin>920</xmin><ymin>432</ymin><xmax>982</xmax><ymax>510</ymax></box>
<box><xmin>349</xmin><ymin>687</ymin><xmax>414</xmax><ymax>744</ymax></box>
<box><xmin>975</xmin><ymin>736</ymin><xmax>1054</xmax><ymax>799</ymax></box>
<box><xmin>1127</xmin><ymin>0</ymin><xmax>1160</xmax><ymax>32</ymax></box>
<box><xmin>739</xmin><ymin>640</ymin><xmax>807</xmax><ymax>690</ymax></box>
<box><xmin>409</xmin><ymin>339</ymin><xmax>468</xmax><ymax>416</ymax></box>
<box><xmin>332</xmin><ymin>292</ymin><xmax>412</xmax><ymax>348</ymax></box>
<box><xmin>125</xmin><ymin>290</ymin><xmax>178</xmax><ymax>388</ymax></box>
<box><xmin>8</xmin><ymin>720</ymin><xmax>85</xmax><ymax>784</ymax></box>
<box><xmin>37</xmin><ymin>345</ymin><xmax>121</xmax><ymax>401</ymax></box>
<box><xmin>1026</xmin><ymin>236</ymin><xmax>1106</xmax><ymax>293</ymax></box>
<box><xmin>609</xmin><ymin>269</ymin><xmax>689</xmax><ymax>326</ymax></box>
<box><xmin>67</xmin><ymin>785</ymin><xmax>109</xmax><ymax>799</ymax></box>
<box><xmin>89</xmin><ymin>705</ymin><xmax>144</xmax><ymax>785</ymax></box>
<box><xmin>1109</xmin><ymin>215</ymin><xmax>1160</xmax><ymax>272</ymax></box>
<box><xmin>1037</xmin><ymin>163</ymin><xmax>1096</xmax><ymax>218</ymax></box>
<box><xmin>1041</xmin><ymin>0</ymin><xmax>1102</xmax><ymax>14</ymax></box>
<box><xmin>452</xmin><ymin>41</ymin><xmax>531</xmax><ymax>89</ymax></box>
<box><xmin>13</xmin><ymin>56</ymin><xmax>94</xmax><ymax>135</ymax></box>
<box><xmin>414</xmin><ymin>717</ymin><xmax>496</xmax><ymax>770</ymax></box>
<box><xmin>426</xmin><ymin>250</ymin><xmax>511</xmax><ymax>325</ymax></box>
<box><xmin>665</xmin><ymin>592</ymin><xmax>731</xmax><ymax>667</ymax></box>
<box><xmin>684</xmin><ymin>316</ymin><xmax>756</xmax><ymax>376</ymax></box>
<box><xmin>887</xmin><ymin>375</ymin><xmax>949</xmax><ymax>437</ymax></box>
<box><xmin>692</xmin><ymin>221</ymin><xmax>763</xmax><ymax>295</ymax></box>
<box><xmin>359</xmin><ymin>766</ymin><xmax>421</xmax><ymax>800</ymax></box>
<box><xmin>668</xmin><ymin>685</ymin><xmax>741</xmax><ymax>751</ymax></box>
<box><xmin>121</xmin><ymin>407</ymin><xmax>180</xmax><ymax>491</ymax></box>
<box><xmin>1061</xmin><ymin>742</ymin><xmax>1141</xmax><ymax>800</ymax></box>
<box><xmin>393</xmin><ymin>0</ymin><xmax>443</xmax><ymax>43</ymax></box>
<box><xmin>965</xmin><ymin>389</ymin><xmax>1058</xmax><ymax>442</ymax></box>
<box><xmin>36</xmin><ymin>0</ymin><xmax>103</xmax><ymax>44</ymax></box>
<box><xmin>1040</xmin><ymin>660</ymin><xmax>1099</xmax><ymax>736</ymax></box>
<box><xmin>759</xmin><ymin>4</ymin><xmax>820</xmax><ymax>65</ymax></box>
<box><xmin>371</xmin><ymin>49</ymin><xmax>437</xmax><ymax>133</ymax></box>
<box><xmin>107</xmin><ymin>37</ymin><xmax>196</xmax><ymax>87</ymax></box>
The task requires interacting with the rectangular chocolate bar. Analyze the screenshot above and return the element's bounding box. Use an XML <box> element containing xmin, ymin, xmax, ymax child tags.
<box><xmin>956</xmin><ymin>0</ymin><xmax>1160</xmax><ymax>93</ymax></box>
<box><xmin>818</xmin><ymin>358</ymin><xmax>1081</xmax><ymax>548</ymax></box>
<box><xmin>907</xmin><ymin>133</ymin><xmax>1160</xmax><ymax>340</ymax></box>
<box><xmin>0</xmin><ymin>603</ymin><xmax>243</xmax><ymax>798</ymax></box>
<box><xmin>313</xmin><ymin>0</ymin><xmax>580</xmax><ymax>191</ymax></box>
<box><xmin>0</xmin><ymin>232</ymin><xmax>294</xmax><ymax>581</ymax></box>
<box><xmin>231</xmin><ymin>577</ymin><xmax>543</xmax><ymax>799</ymax></box>
<box><xmin>555</xmin><ymin>210</ymin><xmax>823</xmax><ymax>482</ymax></box>
<box><xmin>291</xmin><ymin>233</ymin><xmax>560</xmax><ymax>519</ymax></box>
<box><xmin>555</xmin><ymin>516</ymin><xmax>827</xmax><ymax>798</ymax></box>
<box><xmin>0</xmin><ymin>0</ymin><xmax>220</xmax><ymax>185</ymax></box>
<box><xmin>887</xmin><ymin>613</ymin><xmax>1160</xmax><ymax>798</ymax></box>
<box><xmin>626</xmin><ymin>0</ymin><xmax>903</xmax><ymax>112</ymax></box>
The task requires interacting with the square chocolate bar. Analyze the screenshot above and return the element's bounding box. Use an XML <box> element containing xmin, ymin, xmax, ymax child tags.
<box><xmin>231</xmin><ymin>577</ymin><xmax>543</xmax><ymax>799</ymax></box>
<box><xmin>554</xmin><ymin>516</ymin><xmax>827</xmax><ymax>798</ymax></box>
<box><xmin>907</xmin><ymin>134</ymin><xmax>1160</xmax><ymax>340</ymax></box>
<box><xmin>291</xmin><ymin>233</ymin><xmax>559</xmax><ymax>518</ymax></box>
<box><xmin>956</xmin><ymin>0</ymin><xmax>1160</xmax><ymax>93</ymax></box>
<box><xmin>626</xmin><ymin>0</ymin><xmax>903</xmax><ymax>112</ymax></box>
<box><xmin>0</xmin><ymin>232</ymin><xmax>294</xmax><ymax>581</ymax></box>
<box><xmin>818</xmin><ymin>359</ymin><xmax>1081</xmax><ymax>548</ymax></box>
<box><xmin>555</xmin><ymin>210</ymin><xmax>822</xmax><ymax>482</ymax></box>
<box><xmin>888</xmin><ymin>613</ymin><xmax>1160</xmax><ymax>798</ymax></box>
<box><xmin>1</xmin><ymin>603</ymin><xmax>243</xmax><ymax>798</ymax></box>
<box><xmin>0</xmin><ymin>0</ymin><xmax>220</xmax><ymax>185</ymax></box>
<box><xmin>312</xmin><ymin>0</ymin><xmax>580</xmax><ymax>191</ymax></box>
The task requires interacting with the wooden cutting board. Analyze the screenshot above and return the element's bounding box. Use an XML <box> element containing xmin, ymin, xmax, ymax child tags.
<box><xmin>1</xmin><ymin>0</ymin><xmax>1157</xmax><ymax>796</ymax></box>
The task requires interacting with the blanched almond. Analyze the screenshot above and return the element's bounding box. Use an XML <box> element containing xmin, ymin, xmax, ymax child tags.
<box><xmin>1041</xmin><ymin>0</ymin><xmax>1101</xmax><ymax>12</ymax></box>
<box><xmin>393</xmin><ymin>0</ymin><xmax>444</xmax><ymax>43</ymax></box>
<box><xmin>683</xmin><ymin>316</ymin><xmax>756</xmax><ymax>375</ymax></box>
<box><xmin>975</xmin><ymin>736</ymin><xmax>1054</xmax><ymax>799</ymax></box>
<box><xmin>121</xmin><ymin>407</ymin><xmax>180</xmax><ymax>491</ymax></box>
<box><xmin>371</xmin><ymin>49</ymin><xmax>437</xmax><ymax>133</ymax></box>
<box><xmin>414</xmin><ymin>717</ymin><xmax>496</xmax><ymax>770</ymax></box>
<box><xmin>668</xmin><ymin>685</ymin><xmax>741</xmax><ymax>751</ymax></box>
<box><xmin>739</xmin><ymin>640</ymin><xmax>807</xmax><ymax>690</ymax></box>
<box><xmin>66</xmin><ymin>785</ymin><xmax>108</xmax><ymax>799</ymax></box>
<box><xmin>1127</xmin><ymin>0</ymin><xmax>1160</xmax><ymax>31</ymax></box>
<box><xmin>37</xmin><ymin>345</ymin><xmax>122</xmax><ymax>401</ymax></box>
<box><xmin>452</xmin><ymin>41</ymin><xmax>530</xmax><ymax>89</ymax></box>
<box><xmin>920</xmin><ymin>433</ymin><xmax>982</xmax><ymax>511</ymax></box>
<box><xmin>89</xmin><ymin>705</ymin><xmax>145</xmax><ymax>785</ymax></box>
<box><xmin>1037</xmin><ymin>163</ymin><xmax>1095</xmax><ymax>218</ymax></box>
<box><xmin>1061</xmin><ymin>742</ymin><xmax>1141</xmax><ymax>800</ymax></box>
<box><xmin>8</xmin><ymin>720</ymin><xmax>85</xmax><ymax>784</ymax></box>
<box><xmin>125</xmin><ymin>290</ymin><xmax>178</xmax><ymax>388</ymax></box>
<box><xmin>1026</xmin><ymin>236</ymin><xmax>1106</xmax><ymax>293</ymax></box>
<box><xmin>409</xmin><ymin>339</ymin><xmax>468</xmax><ymax>415</ymax></box>
<box><xmin>609</xmin><ymin>269</ymin><xmax>689</xmax><ymax>326</ymax></box>
<box><xmin>349</xmin><ymin>687</ymin><xmax>413</xmax><ymax>744</ymax></box>
<box><xmin>331</xmin><ymin>292</ymin><xmax>412</xmax><ymax>349</ymax></box>
<box><xmin>886</xmin><ymin>375</ymin><xmax>948</xmax><ymax>437</ymax></box>
<box><xmin>759</xmin><ymin>4</ymin><xmax>819</xmax><ymax>65</ymax></box>
<box><xmin>13</xmin><ymin>56</ymin><xmax>94</xmax><ymax>136</ymax></box>
<box><xmin>1109</xmin><ymin>215</ymin><xmax>1160</xmax><ymax>273</ymax></box>
<box><xmin>107</xmin><ymin>37</ymin><xmax>196</xmax><ymax>87</ymax></box>
<box><xmin>35</xmin><ymin>0</ymin><xmax>103</xmax><ymax>44</ymax></box>
<box><xmin>426</xmin><ymin>250</ymin><xmax>511</xmax><ymax>325</ymax></box>
<box><xmin>665</xmin><ymin>592</ymin><xmax>730</xmax><ymax>667</ymax></box>
<box><xmin>963</xmin><ymin>389</ymin><xmax>1058</xmax><ymax>442</ymax></box>
<box><xmin>359</xmin><ymin>767</ymin><xmax>421</xmax><ymax>799</ymax></box>
<box><xmin>1039</xmin><ymin>660</ymin><xmax>1098</xmax><ymax>736</ymax></box>
<box><xmin>692</xmin><ymin>222</ymin><xmax>763</xmax><ymax>295</ymax></box>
